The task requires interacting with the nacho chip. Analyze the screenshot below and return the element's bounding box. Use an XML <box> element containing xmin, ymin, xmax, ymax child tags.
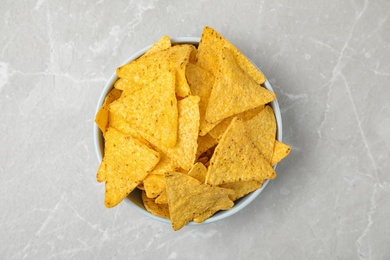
<box><xmin>117</xmin><ymin>44</ymin><xmax>195</xmax><ymax>97</ymax></box>
<box><xmin>166</xmin><ymin>95</ymin><xmax>200</xmax><ymax>171</ymax></box>
<box><xmin>220</xmin><ymin>180</ymin><xmax>264</xmax><ymax>201</ymax></box>
<box><xmin>187</xmin><ymin>162</ymin><xmax>208</xmax><ymax>183</ymax></box>
<box><xmin>195</xmin><ymin>134</ymin><xmax>218</xmax><ymax>160</ymax></box>
<box><xmin>205</xmin><ymin>47</ymin><xmax>275</xmax><ymax>124</ymax></box>
<box><xmin>149</xmin><ymin>153</ymin><xmax>178</xmax><ymax>175</ymax></box>
<box><xmin>271</xmin><ymin>140</ymin><xmax>291</xmax><ymax>166</ymax></box>
<box><xmin>95</xmin><ymin>88</ymin><xmax>122</xmax><ymax>133</ymax></box>
<box><xmin>97</xmin><ymin>127</ymin><xmax>160</xmax><ymax>207</ymax></box>
<box><xmin>155</xmin><ymin>190</ymin><xmax>168</xmax><ymax>205</ymax></box>
<box><xmin>142</xmin><ymin>191</ymin><xmax>170</xmax><ymax>219</ymax></box>
<box><xmin>165</xmin><ymin>172</ymin><xmax>233</xmax><ymax>230</ymax></box>
<box><xmin>109</xmin><ymin>69</ymin><xmax>177</xmax><ymax>151</ymax></box>
<box><xmin>193</xmin><ymin>195</ymin><xmax>233</xmax><ymax>223</ymax></box>
<box><xmin>196</xmin><ymin>26</ymin><xmax>265</xmax><ymax>85</ymax></box>
<box><xmin>185</xmin><ymin>63</ymin><xmax>217</xmax><ymax>135</ymax></box>
<box><xmin>208</xmin><ymin>105</ymin><xmax>265</xmax><ymax>141</ymax></box>
<box><xmin>206</xmin><ymin>117</ymin><xmax>276</xmax><ymax>186</ymax></box>
<box><xmin>143</xmin><ymin>174</ymin><xmax>166</xmax><ymax>198</ymax></box>
<box><xmin>244</xmin><ymin>105</ymin><xmax>276</xmax><ymax>163</ymax></box>
<box><xmin>144</xmin><ymin>36</ymin><xmax>171</xmax><ymax>56</ymax></box>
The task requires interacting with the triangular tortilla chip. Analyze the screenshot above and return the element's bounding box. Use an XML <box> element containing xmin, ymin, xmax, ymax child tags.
<box><xmin>117</xmin><ymin>44</ymin><xmax>195</xmax><ymax>97</ymax></box>
<box><xmin>208</xmin><ymin>105</ymin><xmax>265</xmax><ymax>141</ymax></box>
<box><xmin>97</xmin><ymin>127</ymin><xmax>160</xmax><ymax>207</ymax></box>
<box><xmin>166</xmin><ymin>95</ymin><xmax>200</xmax><ymax>171</ymax></box>
<box><xmin>142</xmin><ymin>191</ymin><xmax>170</xmax><ymax>219</ymax></box>
<box><xmin>143</xmin><ymin>174</ymin><xmax>167</xmax><ymax>199</ymax></box>
<box><xmin>109</xmin><ymin>69</ymin><xmax>178</xmax><ymax>150</ymax></box>
<box><xmin>165</xmin><ymin>172</ymin><xmax>233</xmax><ymax>230</ymax></box>
<box><xmin>244</xmin><ymin>105</ymin><xmax>276</xmax><ymax>163</ymax></box>
<box><xmin>271</xmin><ymin>140</ymin><xmax>291</xmax><ymax>166</ymax></box>
<box><xmin>206</xmin><ymin>117</ymin><xmax>276</xmax><ymax>186</ymax></box>
<box><xmin>220</xmin><ymin>180</ymin><xmax>264</xmax><ymax>201</ymax></box>
<box><xmin>185</xmin><ymin>63</ymin><xmax>217</xmax><ymax>135</ymax></box>
<box><xmin>195</xmin><ymin>133</ymin><xmax>218</xmax><ymax>159</ymax></box>
<box><xmin>187</xmin><ymin>162</ymin><xmax>208</xmax><ymax>183</ymax></box>
<box><xmin>196</xmin><ymin>26</ymin><xmax>266</xmax><ymax>85</ymax></box>
<box><xmin>95</xmin><ymin>88</ymin><xmax>122</xmax><ymax>133</ymax></box>
<box><xmin>144</xmin><ymin>35</ymin><xmax>171</xmax><ymax>56</ymax></box>
<box><xmin>193</xmin><ymin>195</ymin><xmax>233</xmax><ymax>223</ymax></box>
<box><xmin>205</xmin><ymin>47</ymin><xmax>275</xmax><ymax>124</ymax></box>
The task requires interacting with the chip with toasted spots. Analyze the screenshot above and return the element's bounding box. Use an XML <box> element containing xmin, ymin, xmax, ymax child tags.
<box><xmin>95</xmin><ymin>88</ymin><xmax>122</xmax><ymax>133</ymax></box>
<box><xmin>271</xmin><ymin>140</ymin><xmax>291</xmax><ymax>166</ymax></box>
<box><xmin>144</xmin><ymin>35</ymin><xmax>171</xmax><ymax>56</ymax></box>
<box><xmin>109</xmin><ymin>69</ymin><xmax>177</xmax><ymax>151</ymax></box>
<box><xmin>196</xmin><ymin>26</ymin><xmax>266</xmax><ymax>85</ymax></box>
<box><xmin>208</xmin><ymin>105</ymin><xmax>265</xmax><ymax>141</ymax></box>
<box><xmin>142</xmin><ymin>191</ymin><xmax>170</xmax><ymax>219</ymax></box>
<box><xmin>186</xmin><ymin>63</ymin><xmax>217</xmax><ymax>136</ymax></box>
<box><xmin>166</xmin><ymin>95</ymin><xmax>200</xmax><ymax>171</ymax></box>
<box><xmin>97</xmin><ymin>127</ymin><xmax>160</xmax><ymax>207</ymax></box>
<box><xmin>244</xmin><ymin>105</ymin><xmax>276</xmax><ymax>163</ymax></box>
<box><xmin>143</xmin><ymin>174</ymin><xmax>166</xmax><ymax>199</ymax></box>
<box><xmin>206</xmin><ymin>117</ymin><xmax>276</xmax><ymax>186</ymax></box>
<box><xmin>165</xmin><ymin>172</ymin><xmax>233</xmax><ymax>230</ymax></box>
<box><xmin>219</xmin><ymin>180</ymin><xmax>264</xmax><ymax>201</ymax></box>
<box><xmin>205</xmin><ymin>47</ymin><xmax>275</xmax><ymax>124</ymax></box>
<box><xmin>187</xmin><ymin>162</ymin><xmax>208</xmax><ymax>183</ymax></box>
<box><xmin>195</xmin><ymin>134</ymin><xmax>218</xmax><ymax>159</ymax></box>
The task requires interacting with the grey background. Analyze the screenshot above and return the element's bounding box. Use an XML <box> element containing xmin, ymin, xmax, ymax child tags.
<box><xmin>1</xmin><ymin>0</ymin><xmax>389</xmax><ymax>259</ymax></box>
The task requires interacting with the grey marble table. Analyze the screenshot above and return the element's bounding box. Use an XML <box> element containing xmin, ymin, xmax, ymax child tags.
<box><xmin>1</xmin><ymin>0</ymin><xmax>389</xmax><ymax>259</ymax></box>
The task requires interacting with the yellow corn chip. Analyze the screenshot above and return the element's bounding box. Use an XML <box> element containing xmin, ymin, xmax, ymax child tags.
<box><xmin>196</xmin><ymin>26</ymin><xmax>265</xmax><ymax>85</ymax></box>
<box><xmin>143</xmin><ymin>174</ymin><xmax>167</xmax><ymax>198</ymax></box>
<box><xmin>144</xmin><ymin>36</ymin><xmax>171</xmax><ymax>56</ymax></box>
<box><xmin>95</xmin><ymin>88</ymin><xmax>122</xmax><ymax>133</ymax></box>
<box><xmin>185</xmin><ymin>63</ymin><xmax>217</xmax><ymax>136</ymax></box>
<box><xmin>205</xmin><ymin>47</ymin><xmax>275</xmax><ymax>124</ymax></box>
<box><xmin>208</xmin><ymin>105</ymin><xmax>265</xmax><ymax>141</ymax></box>
<box><xmin>187</xmin><ymin>162</ymin><xmax>208</xmax><ymax>183</ymax></box>
<box><xmin>193</xmin><ymin>195</ymin><xmax>233</xmax><ymax>223</ymax></box>
<box><xmin>149</xmin><ymin>153</ymin><xmax>178</xmax><ymax>175</ymax></box>
<box><xmin>244</xmin><ymin>105</ymin><xmax>276</xmax><ymax>163</ymax></box>
<box><xmin>155</xmin><ymin>190</ymin><xmax>168</xmax><ymax>205</ymax></box>
<box><xmin>206</xmin><ymin>117</ymin><xmax>276</xmax><ymax>186</ymax></box>
<box><xmin>165</xmin><ymin>172</ymin><xmax>233</xmax><ymax>231</ymax></box>
<box><xmin>97</xmin><ymin>127</ymin><xmax>160</xmax><ymax>208</ymax></box>
<box><xmin>166</xmin><ymin>95</ymin><xmax>200</xmax><ymax>171</ymax></box>
<box><xmin>117</xmin><ymin>44</ymin><xmax>195</xmax><ymax>97</ymax></box>
<box><xmin>109</xmin><ymin>69</ymin><xmax>178</xmax><ymax>151</ymax></box>
<box><xmin>142</xmin><ymin>191</ymin><xmax>170</xmax><ymax>219</ymax></box>
<box><xmin>220</xmin><ymin>180</ymin><xmax>264</xmax><ymax>201</ymax></box>
<box><xmin>271</xmin><ymin>140</ymin><xmax>291</xmax><ymax>166</ymax></box>
<box><xmin>195</xmin><ymin>134</ymin><xmax>218</xmax><ymax>159</ymax></box>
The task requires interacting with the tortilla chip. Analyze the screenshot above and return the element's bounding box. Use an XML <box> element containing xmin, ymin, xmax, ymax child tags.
<box><xmin>208</xmin><ymin>105</ymin><xmax>265</xmax><ymax>141</ymax></box>
<box><xmin>95</xmin><ymin>88</ymin><xmax>122</xmax><ymax>133</ymax></box>
<box><xmin>185</xmin><ymin>63</ymin><xmax>217</xmax><ymax>136</ymax></box>
<box><xmin>155</xmin><ymin>190</ymin><xmax>168</xmax><ymax>205</ymax></box>
<box><xmin>166</xmin><ymin>95</ymin><xmax>200</xmax><ymax>171</ymax></box>
<box><xmin>143</xmin><ymin>174</ymin><xmax>167</xmax><ymax>198</ymax></box>
<box><xmin>206</xmin><ymin>117</ymin><xmax>276</xmax><ymax>186</ymax></box>
<box><xmin>205</xmin><ymin>47</ymin><xmax>275</xmax><ymax>124</ymax></box>
<box><xmin>117</xmin><ymin>44</ymin><xmax>195</xmax><ymax>97</ymax></box>
<box><xmin>109</xmin><ymin>69</ymin><xmax>177</xmax><ymax>151</ymax></box>
<box><xmin>144</xmin><ymin>36</ymin><xmax>171</xmax><ymax>56</ymax></box>
<box><xmin>165</xmin><ymin>172</ymin><xmax>233</xmax><ymax>230</ymax></box>
<box><xmin>187</xmin><ymin>162</ymin><xmax>208</xmax><ymax>183</ymax></box>
<box><xmin>142</xmin><ymin>191</ymin><xmax>170</xmax><ymax>219</ymax></box>
<box><xmin>196</xmin><ymin>26</ymin><xmax>265</xmax><ymax>85</ymax></box>
<box><xmin>193</xmin><ymin>195</ymin><xmax>233</xmax><ymax>223</ymax></box>
<box><xmin>149</xmin><ymin>153</ymin><xmax>178</xmax><ymax>175</ymax></box>
<box><xmin>196</xmin><ymin>133</ymin><xmax>218</xmax><ymax>159</ymax></box>
<box><xmin>244</xmin><ymin>105</ymin><xmax>276</xmax><ymax>163</ymax></box>
<box><xmin>220</xmin><ymin>180</ymin><xmax>264</xmax><ymax>201</ymax></box>
<box><xmin>271</xmin><ymin>140</ymin><xmax>291</xmax><ymax>166</ymax></box>
<box><xmin>97</xmin><ymin>127</ymin><xmax>160</xmax><ymax>207</ymax></box>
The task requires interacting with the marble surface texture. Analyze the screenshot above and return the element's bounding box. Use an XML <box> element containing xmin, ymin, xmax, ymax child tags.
<box><xmin>1</xmin><ymin>0</ymin><xmax>389</xmax><ymax>259</ymax></box>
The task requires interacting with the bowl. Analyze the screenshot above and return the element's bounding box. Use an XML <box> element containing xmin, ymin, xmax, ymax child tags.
<box><xmin>94</xmin><ymin>37</ymin><xmax>282</xmax><ymax>226</ymax></box>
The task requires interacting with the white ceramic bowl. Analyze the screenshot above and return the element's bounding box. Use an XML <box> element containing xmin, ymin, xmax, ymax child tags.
<box><xmin>94</xmin><ymin>37</ymin><xmax>283</xmax><ymax>226</ymax></box>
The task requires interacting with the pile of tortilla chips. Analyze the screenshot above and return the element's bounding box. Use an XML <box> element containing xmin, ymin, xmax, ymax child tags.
<box><xmin>95</xmin><ymin>26</ymin><xmax>290</xmax><ymax>231</ymax></box>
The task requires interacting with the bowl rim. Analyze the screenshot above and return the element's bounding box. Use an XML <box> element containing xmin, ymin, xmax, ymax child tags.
<box><xmin>93</xmin><ymin>36</ymin><xmax>283</xmax><ymax>226</ymax></box>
